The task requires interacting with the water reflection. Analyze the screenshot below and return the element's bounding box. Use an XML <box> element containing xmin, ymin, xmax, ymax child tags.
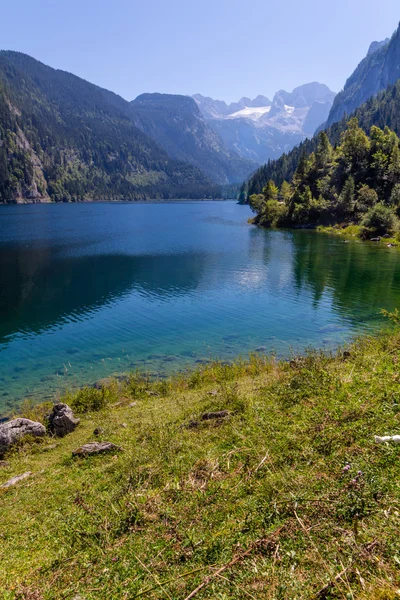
<box><xmin>290</xmin><ymin>233</ymin><xmax>400</xmax><ymax>322</ymax></box>
<box><xmin>0</xmin><ymin>245</ymin><xmax>210</xmax><ymax>343</ymax></box>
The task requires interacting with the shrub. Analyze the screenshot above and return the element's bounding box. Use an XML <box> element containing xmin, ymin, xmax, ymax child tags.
<box><xmin>355</xmin><ymin>185</ymin><xmax>378</xmax><ymax>215</ymax></box>
<box><xmin>68</xmin><ymin>386</ymin><xmax>111</xmax><ymax>413</ymax></box>
<box><xmin>360</xmin><ymin>203</ymin><xmax>397</xmax><ymax>237</ymax></box>
<box><xmin>257</xmin><ymin>199</ymin><xmax>288</xmax><ymax>227</ymax></box>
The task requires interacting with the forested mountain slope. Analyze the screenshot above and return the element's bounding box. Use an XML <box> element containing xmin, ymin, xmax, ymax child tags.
<box><xmin>0</xmin><ymin>51</ymin><xmax>219</xmax><ymax>203</ymax></box>
<box><xmin>130</xmin><ymin>93</ymin><xmax>257</xmax><ymax>185</ymax></box>
<box><xmin>243</xmin><ymin>80</ymin><xmax>400</xmax><ymax>199</ymax></box>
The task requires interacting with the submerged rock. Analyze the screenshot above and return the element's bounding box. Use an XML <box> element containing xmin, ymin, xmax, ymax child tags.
<box><xmin>48</xmin><ymin>403</ymin><xmax>80</xmax><ymax>437</ymax></box>
<box><xmin>72</xmin><ymin>442</ymin><xmax>122</xmax><ymax>457</ymax></box>
<box><xmin>0</xmin><ymin>419</ymin><xmax>46</xmax><ymax>456</ymax></box>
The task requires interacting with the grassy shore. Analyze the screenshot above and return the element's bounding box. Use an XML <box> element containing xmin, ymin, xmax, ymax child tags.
<box><xmin>316</xmin><ymin>224</ymin><xmax>399</xmax><ymax>246</ymax></box>
<box><xmin>2</xmin><ymin>332</ymin><xmax>400</xmax><ymax>599</ymax></box>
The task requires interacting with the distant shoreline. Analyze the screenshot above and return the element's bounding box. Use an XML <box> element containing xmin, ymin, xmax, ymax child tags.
<box><xmin>0</xmin><ymin>198</ymin><xmax>238</xmax><ymax>206</ymax></box>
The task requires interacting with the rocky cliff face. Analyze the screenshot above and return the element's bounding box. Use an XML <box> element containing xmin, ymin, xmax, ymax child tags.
<box><xmin>326</xmin><ymin>25</ymin><xmax>400</xmax><ymax>127</ymax></box>
<box><xmin>130</xmin><ymin>93</ymin><xmax>257</xmax><ymax>185</ymax></box>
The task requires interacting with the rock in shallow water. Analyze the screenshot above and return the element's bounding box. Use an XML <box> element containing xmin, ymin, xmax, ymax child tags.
<box><xmin>0</xmin><ymin>419</ymin><xmax>46</xmax><ymax>456</ymax></box>
<box><xmin>48</xmin><ymin>403</ymin><xmax>80</xmax><ymax>437</ymax></box>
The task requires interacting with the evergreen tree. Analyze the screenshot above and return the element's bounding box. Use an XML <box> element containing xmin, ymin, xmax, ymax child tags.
<box><xmin>315</xmin><ymin>131</ymin><xmax>332</xmax><ymax>170</ymax></box>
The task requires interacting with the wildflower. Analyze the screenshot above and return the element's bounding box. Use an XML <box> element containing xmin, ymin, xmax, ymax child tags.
<box><xmin>342</xmin><ymin>464</ymin><xmax>351</xmax><ymax>473</ymax></box>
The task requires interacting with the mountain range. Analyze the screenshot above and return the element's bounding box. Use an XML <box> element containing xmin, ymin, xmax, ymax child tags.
<box><xmin>0</xmin><ymin>51</ymin><xmax>221</xmax><ymax>203</ymax></box>
<box><xmin>2</xmin><ymin>20</ymin><xmax>400</xmax><ymax>204</ymax></box>
<box><xmin>130</xmin><ymin>93</ymin><xmax>257</xmax><ymax>185</ymax></box>
<box><xmin>193</xmin><ymin>83</ymin><xmax>336</xmax><ymax>164</ymax></box>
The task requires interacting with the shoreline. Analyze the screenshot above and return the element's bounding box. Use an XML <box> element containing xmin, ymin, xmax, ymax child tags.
<box><xmin>249</xmin><ymin>217</ymin><xmax>400</xmax><ymax>247</ymax></box>
<box><xmin>0</xmin><ymin>197</ymin><xmax>237</xmax><ymax>207</ymax></box>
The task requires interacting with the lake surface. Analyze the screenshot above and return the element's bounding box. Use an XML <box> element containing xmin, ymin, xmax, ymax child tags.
<box><xmin>1</xmin><ymin>200</ymin><xmax>400</xmax><ymax>413</ymax></box>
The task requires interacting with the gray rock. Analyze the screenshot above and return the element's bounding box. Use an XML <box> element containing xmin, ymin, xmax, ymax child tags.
<box><xmin>72</xmin><ymin>442</ymin><xmax>122</xmax><ymax>457</ymax></box>
<box><xmin>1</xmin><ymin>471</ymin><xmax>32</xmax><ymax>488</ymax></box>
<box><xmin>201</xmin><ymin>411</ymin><xmax>230</xmax><ymax>421</ymax></box>
<box><xmin>0</xmin><ymin>418</ymin><xmax>46</xmax><ymax>456</ymax></box>
<box><xmin>48</xmin><ymin>403</ymin><xmax>80</xmax><ymax>437</ymax></box>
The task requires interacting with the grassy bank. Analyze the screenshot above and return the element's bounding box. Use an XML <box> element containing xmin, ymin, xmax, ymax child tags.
<box><xmin>2</xmin><ymin>332</ymin><xmax>400</xmax><ymax>599</ymax></box>
<box><xmin>316</xmin><ymin>224</ymin><xmax>399</xmax><ymax>245</ymax></box>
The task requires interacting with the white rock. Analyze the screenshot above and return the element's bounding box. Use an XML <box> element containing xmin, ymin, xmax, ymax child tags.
<box><xmin>1</xmin><ymin>471</ymin><xmax>32</xmax><ymax>488</ymax></box>
<box><xmin>375</xmin><ymin>435</ymin><xmax>400</xmax><ymax>444</ymax></box>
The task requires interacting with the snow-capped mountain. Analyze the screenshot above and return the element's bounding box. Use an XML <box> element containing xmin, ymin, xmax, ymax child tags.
<box><xmin>193</xmin><ymin>83</ymin><xmax>336</xmax><ymax>164</ymax></box>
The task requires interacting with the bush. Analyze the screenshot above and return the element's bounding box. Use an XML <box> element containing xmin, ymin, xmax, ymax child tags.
<box><xmin>390</xmin><ymin>183</ymin><xmax>400</xmax><ymax>215</ymax></box>
<box><xmin>360</xmin><ymin>203</ymin><xmax>397</xmax><ymax>237</ymax></box>
<box><xmin>355</xmin><ymin>185</ymin><xmax>378</xmax><ymax>215</ymax></box>
<box><xmin>257</xmin><ymin>199</ymin><xmax>288</xmax><ymax>227</ymax></box>
<box><xmin>68</xmin><ymin>386</ymin><xmax>111</xmax><ymax>413</ymax></box>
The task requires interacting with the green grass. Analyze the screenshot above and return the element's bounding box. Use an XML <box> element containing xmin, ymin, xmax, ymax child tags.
<box><xmin>317</xmin><ymin>224</ymin><xmax>400</xmax><ymax>247</ymax></box>
<box><xmin>1</xmin><ymin>337</ymin><xmax>400</xmax><ymax>599</ymax></box>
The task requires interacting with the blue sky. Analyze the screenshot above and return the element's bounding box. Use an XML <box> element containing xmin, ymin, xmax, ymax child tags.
<box><xmin>2</xmin><ymin>0</ymin><xmax>399</xmax><ymax>102</ymax></box>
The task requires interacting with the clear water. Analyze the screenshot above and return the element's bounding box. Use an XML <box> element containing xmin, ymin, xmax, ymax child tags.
<box><xmin>1</xmin><ymin>200</ymin><xmax>400</xmax><ymax>413</ymax></box>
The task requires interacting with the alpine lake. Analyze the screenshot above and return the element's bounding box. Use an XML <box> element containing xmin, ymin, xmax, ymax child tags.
<box><xmin>1</xmin><ymin>200</ymin><xmax>400</xmax><ymax>414</ymax></box>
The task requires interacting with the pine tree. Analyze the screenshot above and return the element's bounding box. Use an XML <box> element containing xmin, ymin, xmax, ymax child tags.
<box><xmin>315</xmin><ymin>131</ymin><xmax>332</xmax><ymax>170</ymax></box>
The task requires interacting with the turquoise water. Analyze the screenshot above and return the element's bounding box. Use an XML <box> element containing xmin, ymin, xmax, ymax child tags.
<box><xmin>1</xmin><ymin>200</ymin><xmax>400</xmax><ymax>412</ymax></box>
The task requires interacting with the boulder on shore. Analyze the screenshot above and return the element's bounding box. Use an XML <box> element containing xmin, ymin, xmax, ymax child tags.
<box><xmin>48</xmin><ymin>403</ymin><xmax>80</xmax><ymax>437</ymax></box>
<box><xmin>0</xmin><ymin>419</ymin><xmax>46</xmax><ymax>456</ymax></box>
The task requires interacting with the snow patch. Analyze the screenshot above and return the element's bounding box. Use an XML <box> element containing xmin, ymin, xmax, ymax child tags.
<box><xmin>226</xmin><ymin>106</ymin><xmax>272</xmax><ymax>121</ymax></box>
<box><xmin>284</xmin><ymin>105</ymin><xmax>295</xmax><ymax>115</ymax></box>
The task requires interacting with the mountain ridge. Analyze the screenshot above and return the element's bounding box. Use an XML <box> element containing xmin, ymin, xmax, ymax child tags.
<box><xmin>193</xmin><ymin>83</ymin><xmax>336</xmax><ymax>165</ymax></box>
<box><xmin>326</xmin><ymin>24</ymin><xmax>400</xmax><ymax>126</ymax></box>
<box><xmin>130</xmin><ymin>93</ymin><xmax>257</xmax><ymax>185</ymax></box>
<box><xmin>0</xmin><ymin>51</ymin><xmax>220</xmax><ymax>203</ymax></box>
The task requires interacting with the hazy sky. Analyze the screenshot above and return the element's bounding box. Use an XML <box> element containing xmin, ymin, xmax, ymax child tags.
<box><xmin>2</xmin><ymin>0</ymin><xmax>399</xmax><ymax>102</ymax></box>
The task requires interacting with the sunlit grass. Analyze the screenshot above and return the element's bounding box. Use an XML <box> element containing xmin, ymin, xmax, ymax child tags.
<box><xmin>2</xmin><ymin>334</ymin><xmax>400</xmax><ymax>598</ymax></box>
